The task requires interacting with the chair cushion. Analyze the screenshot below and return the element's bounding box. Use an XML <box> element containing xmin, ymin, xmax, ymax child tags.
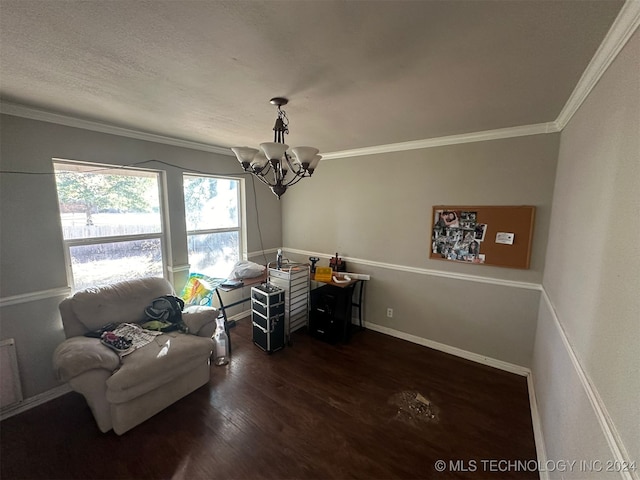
<box><xmin>105</xmin><ymin>332</ymin><xmax>213</xmax><ymax>403</ymax></box>
<box><xmin>70</xmin><ymin>277</ymin><xmax>173</xmax><ymax>332</ymax></box>
<box><xmin>53</xmin><ymin>336</ymin><xmax>120</xmax><ymax>381</ymax></box>
<box><xmin>182</xmin><ymin>305</ymin><xmax>219</xmax><ymax>335</ymax></box>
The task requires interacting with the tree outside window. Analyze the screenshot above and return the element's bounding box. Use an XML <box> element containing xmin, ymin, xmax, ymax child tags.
<box><xmin>54</xmin><ymin>161</ymin><xmax>165</xmax><ymax>290</ymax></box>
<box><xmin>183</xmin><ymin>175</ymin><xmax>241</xmax><ymax>279</ymax></box>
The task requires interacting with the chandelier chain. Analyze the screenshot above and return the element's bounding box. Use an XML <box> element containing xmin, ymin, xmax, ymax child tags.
<box><xmin>278</xmin><ymin>108</ymin><xmax>289</xmax><ymax>132</ymax></box>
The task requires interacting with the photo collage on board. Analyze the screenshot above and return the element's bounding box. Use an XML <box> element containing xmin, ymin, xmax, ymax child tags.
<box><xmin>432</xmin><ymin>210</ymin><xmax>487</xmax><ymax>263</ymax></box>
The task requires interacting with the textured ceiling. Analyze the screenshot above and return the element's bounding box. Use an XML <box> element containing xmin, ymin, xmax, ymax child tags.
<box><xmin>0</xmin><ymin>0</ymin><xmax>624</xmax><ymax>154</ymax></box>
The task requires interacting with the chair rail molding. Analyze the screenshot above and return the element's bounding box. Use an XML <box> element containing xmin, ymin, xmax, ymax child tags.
<box><xmin>541</xmin><ymin>288</ymin><xmax>638</xmax><ymax>480</ymax></box>
<box><xmin>283</xmin><ymin>247</ymin><xmax>542</xmax><ymax>291</ymax></box>
<box><xmin>0</xmin><ymin>287</ymin><xmax>72</xmax><ymax>308</ymax></box>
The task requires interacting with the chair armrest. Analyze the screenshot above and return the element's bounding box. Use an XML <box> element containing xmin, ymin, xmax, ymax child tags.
<box><xmin>182</xmin><ymin>305</ymin><xmax>219</xmax><ymax>337</ymax></box>
<box><xmin>53</xmin><ymin>337</ymin><xmax>120</xmax><ymax>382</ymax></box>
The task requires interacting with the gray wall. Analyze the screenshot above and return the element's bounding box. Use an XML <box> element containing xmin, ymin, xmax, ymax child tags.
<box><xmin>282</xmin><ymin>133</ymin><xmax>560</xmax><ymax>367</ymax></box>
<box><xmin>2</xmin><ymin>30</ymin><xmax>636</xmax><ymax>471</ymax></box>
<box><xmin>532</xmin><ymin>28</ymin><xmax>639</xmax><ymax>476</ymax></box>
<box><xmin>0</xmin><ymin>115</ymin><xmax>282</xmax><ymax>398</ymax></box>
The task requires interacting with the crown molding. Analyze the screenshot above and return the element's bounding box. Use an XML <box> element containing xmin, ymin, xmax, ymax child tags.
<box><xmin>2</xmin><ymin>1</ymin><xmax>637</xmax><ymax>162</ymax></box>
<box><xmin>321</xmin><ymin>122</ymin><xmax>559</xmax><ymax>160</ymax></box>
<box><xmin>0</xmin><ymin>102</ymin><xmax>234</xmax><ymax>157</ymax></box>
<box><xmin>2</xmin><ymin>99</ymin><xmax>557</xmax><ymax>160</ymax></box>
<box><xmin>555</xmin><ymin>0</ymin><xmax>640</xmax><ymax>130</ymax></box>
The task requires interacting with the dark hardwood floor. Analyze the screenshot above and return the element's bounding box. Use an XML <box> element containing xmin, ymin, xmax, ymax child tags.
<box><xmin>1</xmin><ymin>319</ymin><xmax>538</xmax><ymax>479</ymax></box>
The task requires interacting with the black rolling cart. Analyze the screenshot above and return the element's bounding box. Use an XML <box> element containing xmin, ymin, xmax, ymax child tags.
<box><xmin>251</xmin><ymin>284</ymin><xmax>286</xmax><ymax>353</ymax></box>
<box><xmin>309</xmin><ymin>282</ymin><xmax>356</xmax><ymax>344</ymax></box>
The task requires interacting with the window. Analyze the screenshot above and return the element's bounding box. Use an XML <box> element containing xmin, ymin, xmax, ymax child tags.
<box><xmin>183</xmin><ymin>175</ymin><xmax>242</xmax><ymax>278</ymax></box>
<box><xmin>54</xmin><ymin>161</ymin><xmax>165</xmax><ymax>291</ymax></box>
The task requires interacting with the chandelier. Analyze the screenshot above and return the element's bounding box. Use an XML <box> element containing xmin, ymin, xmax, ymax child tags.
<box><xmin>231</xmin><ymin>97</ymin><xmax>321</xmax><ymax>198</ymax></box>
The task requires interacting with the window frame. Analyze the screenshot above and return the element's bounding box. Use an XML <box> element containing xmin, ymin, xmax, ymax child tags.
<box><xmin>53</xmin><ymin>159</ymin><xmax>168</xmax><ymax>291</ymax></box>
<box><xmin>183</xmin><ymin>173</ymin><xmax>246</xmax><ymax>276</ymax></box>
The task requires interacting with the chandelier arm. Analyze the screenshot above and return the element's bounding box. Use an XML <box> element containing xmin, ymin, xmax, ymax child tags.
<box><xmin>251</xmin><ymin>165</ymin><xmax>276</xmax><ymax>187</ymax></box>
<box><xmin>261</xmin><ymin>163</ymin><xmax>273</xmax><ymax>177</ymax></box>
<box><xmin>285</xmin><ymin>152</ymin><xmax>312</xmax><ymax>179</ymax></box>
<box><xmin>260</xmin><ymin>161</ymin><xmax>285</xmax><ymax>189</ymax></box>
<box><xmin>283</xmin><ymin>173</ymin><xmax>307</xmax><ymax>187</ymax></box>
<box><xmin>251</xmin><ymin>164</ymin><xmax>272</xmax><ymax>182</ymax></box>
<box><xmin>283</xmin><ymin>154</ymin><xmax>299</xmax><ymax>175</ymax></box>
<box><xmin>253</xmin><ymin>174</ymin><xmax>273</xmax><ymax>187</ymax></box>
<box><xmin>289</xmin><ymin>167</ymin><xmax>307</xmax><ymax>181</ymax></box>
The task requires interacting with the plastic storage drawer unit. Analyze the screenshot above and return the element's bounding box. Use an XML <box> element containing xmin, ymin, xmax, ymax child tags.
<box><xmin>268</xmin><ymin>265</ymin><xmax>310</xmax><ymax>342</ymax></box>
<box><xmin>251</xmin><ymin>284</ymin><xmax>286</xmax><ymax>353</ymax></box>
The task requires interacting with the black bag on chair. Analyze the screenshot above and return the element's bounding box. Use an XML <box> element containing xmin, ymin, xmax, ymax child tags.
<box><xmin>143</xmin><ymin>295</ymin><xmax>185</xmax><ymax>332</ymax></box>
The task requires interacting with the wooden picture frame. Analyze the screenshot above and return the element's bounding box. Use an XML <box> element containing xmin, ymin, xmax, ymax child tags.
<box><xmin>430</xmin><ymin>205</ymin><xmax>535</xmax><ymax>269</ymax></box>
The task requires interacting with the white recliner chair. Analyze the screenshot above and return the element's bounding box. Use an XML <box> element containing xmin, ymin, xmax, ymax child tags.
<box><xmin>53</xmin><ymin>277</ymin><xmax>218</xmax><ymax>435</ymax></box>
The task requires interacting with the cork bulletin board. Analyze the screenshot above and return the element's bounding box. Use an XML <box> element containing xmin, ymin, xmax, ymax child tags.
<box><xmin>430</xmin><ymin>205</ymin><xmax>536</xmax><ymax>269</ymax></box>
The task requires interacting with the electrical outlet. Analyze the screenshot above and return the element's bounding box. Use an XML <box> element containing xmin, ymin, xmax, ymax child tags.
<box><xmin>387</xmin><ymin>308</ymin><xmax>393</xmax><ymax>318</ymax></box>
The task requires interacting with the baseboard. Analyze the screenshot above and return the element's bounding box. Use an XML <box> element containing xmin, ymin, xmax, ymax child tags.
<box><xmin>1</xmin><ymin>312</ymin><xmax>253</xmax><ymax>421</ymax></box>
<box><xmin>0</xmin><ymin>383</ymin><xmax>72</xmax><ymax>421</ymax></box>
<box><xmin>236</xmin><ymin>298</ymin><xmax>530</xmax><ymax>377</ymax></box>
<box><xmin>360</xmin><ymin>320</ymin><xmax>552</xmax><ymax>475</ymax></box>
<box><xmin>362</xmin><ymin>320</ymin><xmax>530</xmax><ymax>376</ymax></box>
<box><xmin>3</xmin><ymin>314</ymin><xmax>549</xmax><ymax>470</ymax></box>
<box><xmin>526</xmin><ymin>372</ymin><xmax>549</xmax><ymax>480</ymax></box>
<box><xmin>230</xmin><ymin>309</ymin><xmax>251</xmax><ymax>321</ymax></box>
